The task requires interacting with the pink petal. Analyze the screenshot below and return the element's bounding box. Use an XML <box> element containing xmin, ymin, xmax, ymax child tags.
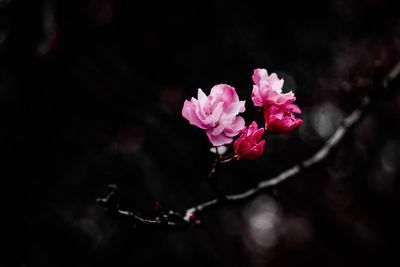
<box><xmin>210</xmin><ymin>84</ymin><xmax>238</xmax><ymax>104</ymax></box>
<box><xmin>238</xmin><ymin>100</ymin><xmax>246</xmax><ymax>113</ymax></box>
<box><xmin>268</xmin><ymin>73</ymin><xmax>283</xmax><ymax>93</ymax></box>
<box><xmin>253</xmin><ymin>128</ymin><xmax>264</xmax><ymax>141</ymax></box>
<box><xmin>212</xmin><ymin>120</ymin><xmax>230</xmax><ymax>135</ymax></box>
<box><xmin>251</xmin><ymin>85</ymin><xmax>264</xmax><ymax>107</ymax></box>
<box><xmin>254</xmin><ymin>139</ymin><xmax>266</xmax><ymax>155</ymax></box>
<box><xmin>252</xmin><ymin>68</ymin><xmax>268</xmax><ymax>85</ymax></box>
<box><xmin>295</xmin><ymin>118</ymin><xmax>304</xmax><ymax>126</ymax></box>
<box><xmin>247</xmin><ymin>121</ymin><xmax>258</xmax><ymax>134</ymax></box>
<box><xmin>206</xmin><ymin>130</ymin><xmax>233</xmax><ymax>146</ymax></box>
<box><xmin>212</xmin><ymin>102</ymin><xmax>224</xmax><ymax>123</ymax></box>
<box><xmin>275</xmin><ymin>91</ymin><xmax>295</xmax><ymax>106</ymax></box>
<box><xmin>182</xmin><ymin>100</ymin><xmax>206</xmax><ymax>129</ymax></box>
<box><xmin>182</xmin><ymin>100</ymin><xmax>191</xmax><ymax>120</ymax></box>
<box><xmin>287</xmin><ymin>103</ymin><xmax>301</xmax><ymax>114</ymax></box>
<box><xmin>224</xmin><ymin>116</ymin><xmax>245</xmax><ymax>137</ymax></box>
<box><xmin>197</xmin><ymin>88</ymin><xmax>208</xmax><ymax>107</ymax></box>
<box><xmin>225</xmin><ymin>100</ymin><xmax>246</xmax><ymax>117</ymax></box>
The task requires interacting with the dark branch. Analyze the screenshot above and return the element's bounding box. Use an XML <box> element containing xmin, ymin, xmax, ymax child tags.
<box><xmin>207</xmin><ymin>155</ymin><xmax>228</xmax><ymax>201</ymax></box>
<box><xmin>97</xmin><ymin>61</ymin><xmax>400</xmax><ymax>230</ymax></box>
<box><xmin>97</xmin><ymin>184</ymin><xmax>191</xmax><ymax>229</ymax></box>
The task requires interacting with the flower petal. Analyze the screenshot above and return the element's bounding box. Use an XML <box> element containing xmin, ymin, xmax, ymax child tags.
<box><xmin>225</xmin><ymin>116</ymin><xmax>245</xmax><ymax>137</ymax></box>
<box><xmin>252</xmin><ymin>68</ymin><xmax>268</xmax><ymax>86</ymax></box>
<box><xmin>206</xmin><ymin>130</ymin><xmax>233</xmax><ymax>146</ymax></box>
<box><xmin>182</xmin><ymin>100</ymin><xmax>206</xmax><ymax>129</ymax></box>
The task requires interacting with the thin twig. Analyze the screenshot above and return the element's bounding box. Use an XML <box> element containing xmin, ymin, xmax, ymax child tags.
<box><xmin>97</xmin><ymin>62</ymin><xmax>399</xmax><ymax>230</ymax></box>
<box><xmin>207</xmin><ymin>155</ymin><xmax>221</xmax><ymax>196</ymax></box>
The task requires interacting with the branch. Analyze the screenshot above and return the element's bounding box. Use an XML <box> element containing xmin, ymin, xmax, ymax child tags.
<box><xmin>97</xmin><ymin>185</ymin><xmax>191</xmax><ymax>229</ymax></box>
<box><xmin>207</xmin><ymin>155</ymin><xmax>226</xmax><ymax>201</ymax></box>
<box><xmin>97</xmin><ymin>61</ymin><xmax>400</xmax><ymax>230</ymax></box>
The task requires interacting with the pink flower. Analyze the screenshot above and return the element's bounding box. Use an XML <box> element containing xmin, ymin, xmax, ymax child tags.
<box><xmin>251</xmin><ymin>68</ymin><xmax>295</xmax><ymax>107</ymax></box>
<box><xmin>264</xmin><ymin>103</ymin><xmax>304</xmax><ymax>133</ymax></box>
<box><xmin>234</xmin><ymin>121</ymin><xmax>266</xmax><ymax>160</ymax></box>
<box><xmin>182</xmin><ymin>84</ymin><xmax>246</xmax><ymax>146</ymax></box>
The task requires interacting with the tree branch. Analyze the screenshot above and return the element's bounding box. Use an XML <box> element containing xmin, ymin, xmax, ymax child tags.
<box><xmin>97</xmin><ymin>61</ymin><xmax>400</xmax><ymax>230</ymax></box>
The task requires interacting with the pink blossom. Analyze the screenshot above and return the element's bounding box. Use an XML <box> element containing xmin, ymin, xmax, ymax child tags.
<box><xmin>251</xmin><ymin>68</ymin><xmax>295</xmax><ymax>107</ymax></box>
<box><xmin>264</xmin><ymin>103</ymin><xmax>304</xmax><ymax>133</ymax></box>
<box><xmin>182</xmin><ymin>84</ymin><xmax>246</xmax><ymax>146</ymax></box>
<box><xmin>234</xmin><ymin>121</ymin><xmax>266</xmax><ymax>160</ymax></box>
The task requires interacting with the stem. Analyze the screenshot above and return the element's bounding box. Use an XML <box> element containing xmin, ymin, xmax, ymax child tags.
<box><xmin>207</xmin><ymin>155</ymin><xmax>226</xmax><ymax>201</ymax></box>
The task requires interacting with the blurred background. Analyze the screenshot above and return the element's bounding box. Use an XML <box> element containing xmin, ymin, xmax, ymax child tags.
<box><xmin>1</xmin><ymin>0</ymin><xmax>400</xmax><ymax>266</ymax></box>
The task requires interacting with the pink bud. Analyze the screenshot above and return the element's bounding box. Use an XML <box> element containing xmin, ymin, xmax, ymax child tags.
<box><xmin>234</xmin><ymin>121</ymin><xmax>266</xmax><ymax>160</ymax></box>
<box><xmin>264</xmin><ymin>104</ymin><xmax>304</xmax><ymax>133</ymax></box>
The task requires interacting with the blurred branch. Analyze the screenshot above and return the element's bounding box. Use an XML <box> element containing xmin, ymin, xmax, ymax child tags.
<box><xmin>97</xmin><ymin>61</ymin><xmax>400</xmax><ymax>230</ymax></box>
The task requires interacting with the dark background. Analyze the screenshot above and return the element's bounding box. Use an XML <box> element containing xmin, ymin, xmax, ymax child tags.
<box><xmin>1</xmin><ymin>0</ymin><xmax>400</xmax><ymax>266</ymax></box>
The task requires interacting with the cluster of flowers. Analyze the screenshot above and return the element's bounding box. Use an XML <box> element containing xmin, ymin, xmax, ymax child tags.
<box><xmin>182</xmin><ymin>68</ymin><xmax>303</xmax><ymax>160</ymax></box>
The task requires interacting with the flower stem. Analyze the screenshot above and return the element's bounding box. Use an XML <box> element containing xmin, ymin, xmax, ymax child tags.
<box><xmin>207</xmin><ymin>154</ymin><xmax>226</xmax><ymax>201</ymax></box>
